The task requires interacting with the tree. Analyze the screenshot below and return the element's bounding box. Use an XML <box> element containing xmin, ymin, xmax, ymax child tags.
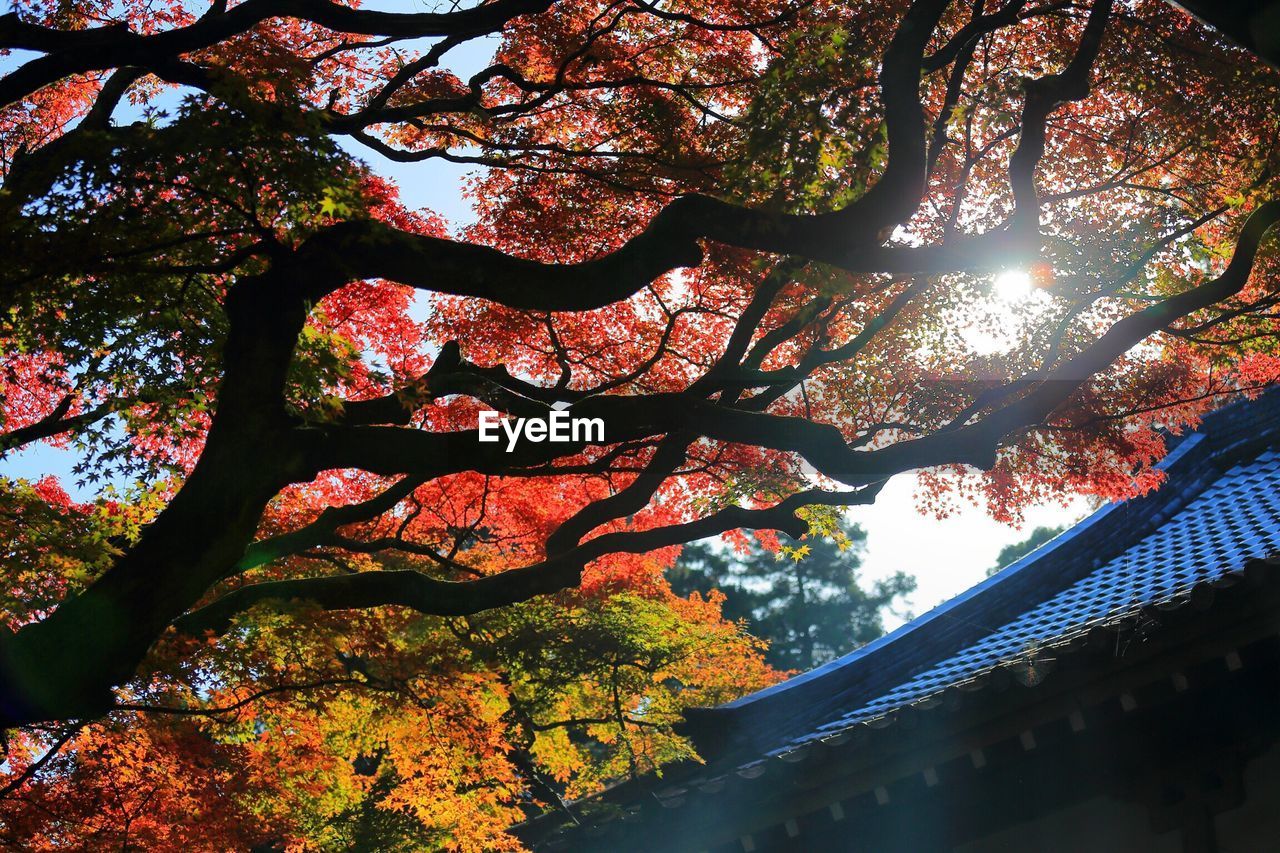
<box><xmin>987</xmin><ymin>524</ymin><xmax>1067</xmax><ymax>576</ymax></box>
<box><xmin>3</xmin><ymin>0</ymin><xmax>1280</xmax><ymax>847</ymax></box>
<box><xmin>672</xmin><ymin>525</ymin><xmax>915</xmax><ymax>670</ymax></box>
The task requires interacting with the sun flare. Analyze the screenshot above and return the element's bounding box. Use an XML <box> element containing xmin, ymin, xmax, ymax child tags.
<box><xmin>993</xmin><ymin>269</ymin><xmax>1034</xmax><ymax>302</ymax></box>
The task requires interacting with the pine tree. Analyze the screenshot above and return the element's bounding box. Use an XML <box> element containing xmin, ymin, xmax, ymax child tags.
<box><xmin>987</xmin><ymin>525</ymin><xmax>1068</xmax><ymax>576</ymax></box>
<box><xmin>671</xmin><ymin>525</ymin><xmax>915</xmax><ymax>671</ymax></box>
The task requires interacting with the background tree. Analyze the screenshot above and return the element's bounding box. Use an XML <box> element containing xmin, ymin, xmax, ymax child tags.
<box><xmin>986</xmin><ymin>524</ymin><xmax>1068</xmax><ymax>576</ymax></box>
<box><xmin>3</xmin><ymin>0</ymin><xmax>1280</xmax><ymax>847</ymax></box>
<box><xmin>671</xmin><ymin>525</ymin><xmax>915</xmax><ymax>669</ymax></box>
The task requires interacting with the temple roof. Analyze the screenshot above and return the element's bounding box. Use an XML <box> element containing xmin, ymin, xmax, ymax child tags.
<box><xmin>681</xmin><ymin>388</ymin><xmax>1280</xmax><ymax>769</ymax></box>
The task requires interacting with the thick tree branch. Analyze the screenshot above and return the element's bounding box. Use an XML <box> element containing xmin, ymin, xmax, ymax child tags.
<box><xmin>234</xmin><ymin>475</ymin><xmax>428</xmax><ymax>576</ymax></box>
<box><xmin>291</xmin><ymin>211</ymin><xmax>706</xmax><ymax>312</ymax></box>
<box><xmin>173</xmin><ymin>486</ymin><xmax>877</xmax><ymax>636</ymax></box>
<box><xmin>307</xmin><ymin>203</ymin><xmax>1280</xmax><ymax>493</ymax></box>
<box><xmin>0</xmin><ymin>0</ymin><xmax>557</xmax><ymax>109</ymax></box>
<box><xmin>1006</xmin><ymin>0</ymin><xmax>1113</xmax><ymax>244</ymax></box>
<box><xmin>0</xmin><ymin>397</ymin><xmax>115</xmax><ymax>456</ymax></box>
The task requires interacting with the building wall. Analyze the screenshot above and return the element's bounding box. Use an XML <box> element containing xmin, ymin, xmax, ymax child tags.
<box><xmin>1218</xmin><ymin>741</ymin><xmax>1280</xmax><ymax>849</ymax></box>
<box><xmin>952</xmin><ymin>741</ymin><xmax>1280</xmax><ymax>853</ymax></box>
<box><xmin>952</xmin><ymin>795</ymin><xmax>1179</xmax><ymax>853</ymax></box>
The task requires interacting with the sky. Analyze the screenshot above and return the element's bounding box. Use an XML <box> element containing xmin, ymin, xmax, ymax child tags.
<box><xmin>0</xmin><ymin>22</ymin><xmax>1094</xmax><ymax>634</ymax></box>
<box><xmin>848</xmin><ymin>481</ymin><xmax>1089</xmax><ymax>629</ymax></box>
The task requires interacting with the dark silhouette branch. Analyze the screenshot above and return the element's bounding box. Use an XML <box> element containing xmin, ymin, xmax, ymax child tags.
<box><xmin>0</xmin><ymin>0</ymin><xmax>558</xmax><ymax>109</ymax></box>
<box><xmin>173</xmin><ymin>486</ymin><xmax>878</xmax><ymax>636</ymax></box>
<box><xmin>0</xmin><ymin>397</ymin><xmax>115</xmax><ymax>456</ymax></box>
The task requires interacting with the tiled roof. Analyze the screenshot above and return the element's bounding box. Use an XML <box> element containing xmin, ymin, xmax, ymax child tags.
<box><xmin>794</xmin><ymin>446</ymin><xmax>1280</xmax><ymax>746</ymax></box>
<box><xmin>683</xmin><ymin>389</ymin><xmax>1280</xmax><ymax>766</ymax></box>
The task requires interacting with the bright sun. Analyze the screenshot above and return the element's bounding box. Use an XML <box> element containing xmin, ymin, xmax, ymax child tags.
<box><xmin>993</xmin><ymin>269</ymin><xmax>1033</xmax><ymax>301</ymax></box>
<box><xmin>958</xmin><ymin>268</ymin><xmax>1052</xmax><ymax>355</ymax></box>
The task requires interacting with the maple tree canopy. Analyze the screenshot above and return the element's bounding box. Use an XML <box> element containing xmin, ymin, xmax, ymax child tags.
<box><xmin>2</xmin><ymin>0</ymin><xmax>1279</xmax><ymax>847</ymax></box>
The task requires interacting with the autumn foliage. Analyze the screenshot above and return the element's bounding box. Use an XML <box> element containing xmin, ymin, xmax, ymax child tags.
<box><xmin>2</xmin><ymin>0</ymin><xmax>1280</xmax><ymax>848</ymax></box>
